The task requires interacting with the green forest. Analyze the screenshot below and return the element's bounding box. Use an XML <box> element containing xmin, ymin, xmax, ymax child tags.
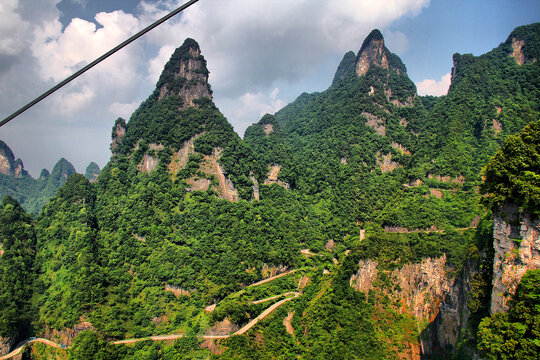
<box><xmin>0</xmin><ymin>23</ymin><xmax>539</xmax><ymax>360</ymax></box>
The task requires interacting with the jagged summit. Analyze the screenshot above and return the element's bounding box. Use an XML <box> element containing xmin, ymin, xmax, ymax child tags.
<box><xmin>355</xmin><ymin>29</ymin><xmax>406</xmax><ymax>77</ymax></box>
<box><xmin>0</xmin><ymin>140</ymin><xmax>28</xmax><ymax>178</ymax></box>
<box><xmin>156</xmin><ymin>38</ymin><xmax>212</xmax><ymax>108</ymax></box>
<box><xmin>0</xmin><ymin>140</ymin><xmax>16</xmax><ymax>176</ymax></box>
<box><xmin>331</xmin><ymin>30</ymin><xmax>408</xmax><ymax>86</ymax></box>
<box><xmin>84</xmin><ymin>162</ymin><xmax>101</xmax><ymax>183</ymax></box>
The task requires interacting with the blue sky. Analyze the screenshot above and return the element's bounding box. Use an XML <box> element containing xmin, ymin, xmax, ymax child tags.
<box><xmin>0</xmin><ymin>0</ymin><xmax>538</xmax><ymax>176</ymax></box>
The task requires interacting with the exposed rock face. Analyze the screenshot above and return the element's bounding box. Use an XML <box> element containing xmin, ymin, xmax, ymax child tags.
<box><xmin>351</xmin><ymin>256</ymin><xmax>452</xmax><ymax>321</ymax></box>
<box><xmin>111</xmin><ymin>118</ymin><xmax>126</xmax><ymax>154</ymax></box>
<box><xmin>250</xmin><ymin>173</ymin><xmax>260</xmax><ymax>201</ymax></box>
<box><xmin>0</xmin><ymin>336</ymin><xmax>16</xmax><ymax>356</ymax></box>
<box><xmin>0</xmin><ymin>141</ymin><xmax>26</xmax><ymax>177</ymax></box>
<box><xmin>157</xmin><ymin>38</ymin><xmax>212</xmax><ymax>108</ymax></box>
<box><xmin>376</xmin><ymin>152</ymin><xmax>399</xmax><ymax>172</ymax></box>
<box><xmin>491</xmin><ymin>204</ymin><xmax>540</xmax><ymax>313</ymax></box>
<box><xmin>184</xmin><ymin>148</ymin><xmax>239</xmax><ymax>202</ymax></box>
<box><xmin>42</xmin><ymin>322</ymin><xmax>95</xmax><ymax>346</ymax></box>
<box><xmin>0</xmin><ymin>140</ymin><xmax>15</xmax><ymax>176</ymax></box>
<box><xmin>13</xmin><ymin>159</ymin><xmax>27</xmax><ymax>177</ymax></box>
<box><xmin>492</xmin><ymin>119</ymin><xmax>502</xmax><ymax>136</ymax></box>
<box><xmin>391</xmin><ymin>142</ymin><xmax>411</xmax><ymax>155</ymax></box>
<box><xmin>363</xmin><ymin>112</ymin><xmax>386</xmax><ymax>135</ymax></box>
<box><xmin>137</xmin><ymin>143</ymin><xmax>164</xmax><ymax>173</ymax></box>
<box><xmin>356</xmin><ymin>29</ymin><xmax>389</xmax><ymax>77</ymax></box>
<box><xmin>350</xmin><ymin>259</ymin><xmax>379</xmax><ymax>293</ymax></box>
<box><xmin>264</xmin><ymin>165</ymin><xmax>290</xmax><ymax>189</ymax></box>
<box><xmin>39</xmin><ymin>169</ymin><xmax>50</xmax><ymax>180</ymax></box>
<box><xmin>262</xmin><ymin>123</ymin><xmax>274</xmax><ymax>136</ymax></box>
<box><xmin>169</xmin><ymin>133</ymin><xmax>202</xmax><ymax>177</ymax></box>
<box><xmin>350</xmin><ymin>255</ymin><xmax>475</xmax><ymax>358</ymax></box>
<box><xmin>511</xmin><ymin>38</ymin><xmax>526</xmax><ymax>65</ymax></box>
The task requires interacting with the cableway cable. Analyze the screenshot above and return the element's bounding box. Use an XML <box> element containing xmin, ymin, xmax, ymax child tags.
<box><xmin>0</xmin><ymin>0</ymin><xmax>201</xmax><ymax>128</ymax></box>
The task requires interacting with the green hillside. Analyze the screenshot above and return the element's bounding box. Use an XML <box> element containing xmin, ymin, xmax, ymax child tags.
<box><xmin>0</xmin><ymin>23</ymin><xmax>539</xmax><ymax>360</ymax></box>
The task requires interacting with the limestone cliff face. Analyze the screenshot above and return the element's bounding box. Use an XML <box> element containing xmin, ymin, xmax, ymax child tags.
<box><xmin>137</xmin><ymin>143</ymin><xmax>164</xmax><ymax>174</ymax></box>
<box><xmin>156</xmin><ymin>38</ymin><xmax>212</xmax><ymax>108</ymax></box>
<box><xmin>0</xmin><ymin>140</ymin><xmax>16</xmax><ymax>176</ymax></box>
<box><xmin>42</xmin><ymin>322</ymin><xmax>95</xmax><ymax>346</ymax></box>
<box><xmin>356</xmin><ymin>30</ymin><xmax>389</xmax><ymax>77</ymax></box>
<box><xmin>84</xmin><ymin>162</ymin><xmax>101</xmax><ymax>183</ymax></box>
<box><xmin>0</xmin><ymin>336</ymin><xmax>16</xmax><ymax>356</ymax></box>
<box><xmin>0</xmin><ymin>141</ymin><xmax>29</xmax><ymax>178</ymax></box>
<box><xmin>355</xmin><ymin>29</ymin><xmax>406</xmax><ymax>77</ymax></box>
<box><xmin>111</xmin><ymin>118</ymin><xmax>126</xmax><ymax>154</ymax></box>
<box><xmin>350</xmin><ymin>255</ymin><xmax>476</xmax><ymax>358</ymax></box>
<box><xmin>491</xmin><ymin>204</ymin><xmax>540</xmax><ymax>313</ymax></box>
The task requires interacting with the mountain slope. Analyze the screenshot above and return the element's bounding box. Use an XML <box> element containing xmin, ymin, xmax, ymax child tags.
<box><xmin>1</xmin><ymin>24</ymin><xmax>539</xmax><ymax>360</ymax></box>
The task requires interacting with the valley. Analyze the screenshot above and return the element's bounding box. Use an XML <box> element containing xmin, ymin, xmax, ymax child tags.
<box><xmin>0</xmin><ymin>21</ymin><xmax>538</xmax><ymax>360</ymax></box>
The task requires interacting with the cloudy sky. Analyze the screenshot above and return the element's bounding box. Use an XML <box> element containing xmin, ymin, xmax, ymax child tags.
<box><xmin>0</xmin><ymin>0</ymin><xmax>538</xmax><ymax>176</ymax></box>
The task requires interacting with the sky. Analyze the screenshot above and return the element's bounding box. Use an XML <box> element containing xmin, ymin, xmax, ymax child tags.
<box><xmin>0</xmin><ymin>0</ymin><xmax>538</xmax><ymax>177</ymax></box>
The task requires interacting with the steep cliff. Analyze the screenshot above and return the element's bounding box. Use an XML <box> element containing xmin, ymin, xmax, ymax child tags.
<box><xmin>355</xmin><ymin>29</ymin><xmax>407</xmax><ymax>77</ymax></box>
<box><xmin>491</xmin><ymin>205</ymin><xmax>540</xmax><ymax>313</ymax></box>
<box><xmin>156</xmin><ymin>38</ymin><xmax>212</xmax><ymax>108</ymax></box>
<box><xmin>350</xmin><ymin>255</ymin><xmax>476</xmax><ymax>358</ymax></box>
<box><xmin>0</xmin><ymin>140</ymin><xmax>15</xmax><ymax>176</ymax></box>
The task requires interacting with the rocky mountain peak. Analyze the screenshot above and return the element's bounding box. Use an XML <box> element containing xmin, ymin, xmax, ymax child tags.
<box><xmin>356</xmin><ymin>29</ymin><xmax>388</xmax><ymax>76</ymax></box>
<box><xmin>39</xmin><ymin>168</ymin><xmax>50</xmax><ymax>180</ymax></box>
<box><xmin>156</xmin><ymin>38</ymin><xmax>212</xmax><ymax>108</ymax></box>
<box><xmin>13</xmin><ymin>158</ymin><xmax>28</xmax><ymax>178</ymax></box>
<box><xmin>84</xmin><ymin>162</ymin><xmax>101</xmax><ymax>183</ymax></box>
<box><xmin>111</xmin><ymin>118</ymin><xmax>126</xmax><ymax>154</ymax></box>
<box><xmin>0</xmin><ymin>140</ymin><xmax>15</xmax><ymax>176</ymax></box>
<box><xmin>355</xmin><ymin>29</ymin><xmax>406</xmax><ymax>77</ymax></box>
<box><xmin>0</xmin><ymin>141</ymin><xmax>28</xmax><ymax>177</ymax></box>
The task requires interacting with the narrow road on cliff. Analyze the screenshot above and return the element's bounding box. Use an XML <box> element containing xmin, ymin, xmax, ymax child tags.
<box><xmin>0</xmin><ymin>338</ymin><xmax>62</xmax><ymax>360</ymax></box>
<box><xmin>1</xmin><ymin>288</ymin><xmax>302</xmax><ymax>358</ymax></box>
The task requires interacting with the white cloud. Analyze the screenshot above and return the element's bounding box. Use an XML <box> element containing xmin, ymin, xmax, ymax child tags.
<box><xmin>1</xmin><ymin>0</ymin><xmax>433</xmax><ymax>175</ymax></box>
<box><xmin>147</xmin><ymin>45</ymin><xmax>175</xmax><ymax>84</ymax></box>
<box><xmin>416</xmin><ymin>73</ymin><xmax>451</xmax><ymax>96</ymax></box>
<box><xmin>51</xmin><ymin>84</ymin><xmax>95</xmax><ymax>115</ymax></box>
<box><xmin>384</xmin><ymin>30</ymin><xmax>409</xmax><ymax>55</ymax></box>
<box><xmin>143</xmin><ymin>0</ymin><xmax>431</xmax><ymax>95</ymax></box>
<box><xmin>0</xmin><ymin>0</ymin><xmax>31</xmax><ymax>55</ymax></box>
<box><xmin>235</xmin><ymin>88</ymin><xmax>286</xmax><ymax>120</ymax></box>
<box><xmin>32</xmin><ymin>11</ymin><xmax>141</xmax><ymax>85</ymax></box>
<box><xmin>108</xmin><ymin>101</ymin><xmax>141</xmax><ymax>119</ymax></box>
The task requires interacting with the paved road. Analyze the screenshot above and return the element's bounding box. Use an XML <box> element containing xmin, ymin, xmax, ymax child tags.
<box><xmin>252</xmin><ymin>292</ymin><xmax>297</xmax><ymax>304</ymax></box>
<box><xmin>1</xmin><ymin>272</ymin><xmax>304</xmax><ymax>358</ymax></box>
<box><xmin>0</xmin><ymin>338</ymin><xmax>63</xmax><ymax>360</ymax></box>
<box><xmin>235</xmin><ymin>292</ymin><xmax>300</xmax><ymax>335</ymax></box>
<box><xmin>248</xmin><ymin>270</ymin><xmax>297</xmax><ymax>287</ymax></box>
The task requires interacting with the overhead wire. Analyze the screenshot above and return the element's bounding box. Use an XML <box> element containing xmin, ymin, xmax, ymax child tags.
<box><xmin>0</xmin><ymin>0</ymin><xmax>201</xmax><ymax>128</ymax></box>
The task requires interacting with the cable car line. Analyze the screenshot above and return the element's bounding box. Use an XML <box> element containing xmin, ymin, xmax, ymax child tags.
<box><xmin>0</xmin><ymin>0</ymin><xmax>201</xmax><ymax>128</ymax></box>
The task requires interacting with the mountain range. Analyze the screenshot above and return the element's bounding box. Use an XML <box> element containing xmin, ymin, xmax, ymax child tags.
<box><xmin>0</xmin><ymin>23</ymin><xmax>539</xmax><ymax>360</ymax></box>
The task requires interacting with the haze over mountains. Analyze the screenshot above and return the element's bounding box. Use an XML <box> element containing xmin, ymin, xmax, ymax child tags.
<box><xmin>0</xmin><ymin>22</ymin><xmax>539</xmax><ymax>360</ymax></box>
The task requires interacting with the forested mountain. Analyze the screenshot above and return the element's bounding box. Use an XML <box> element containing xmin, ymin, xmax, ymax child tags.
<box><xmin>0</xmin><ymin>141</ymin><xmax>77</xmax><ymax>215</ymax></box>
<box><xmin>0</xmin><ymin>24</ymin><xmax>539</xmax><ymax>360</ymax></box>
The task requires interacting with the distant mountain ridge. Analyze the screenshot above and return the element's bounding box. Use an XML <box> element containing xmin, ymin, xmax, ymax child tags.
<box><xmin>0</xmin><ymin>141</ymin><xmax>98</xmax><ymax>214</ymax></box>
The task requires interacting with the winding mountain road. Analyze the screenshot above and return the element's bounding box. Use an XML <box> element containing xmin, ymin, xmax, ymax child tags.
<box><xmin>1</xmin><ymin>270</ymin><xmax>304</xmax><ymax>359</ymax></box>
<box><xmin>0</xmin><ymin>338</ymin><xmax>62</xmax><ymax>360</ymax></box>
